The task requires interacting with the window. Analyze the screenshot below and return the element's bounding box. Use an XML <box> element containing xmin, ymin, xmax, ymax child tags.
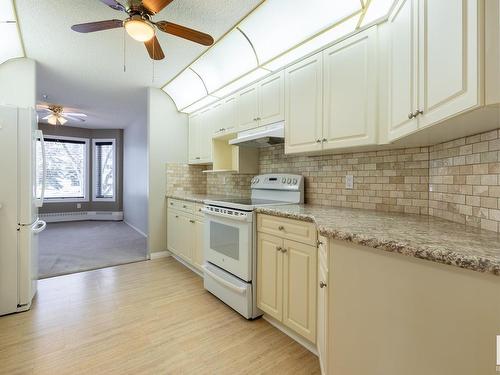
<box><xmin>40</xmin><ymin>136</ymin><xmax>89</xmax><ymax>202</ymax></box>
<box><xmin>93</xmin><ymin>139</ymin><xmax>116</xmax><ymax>201</ymax></box>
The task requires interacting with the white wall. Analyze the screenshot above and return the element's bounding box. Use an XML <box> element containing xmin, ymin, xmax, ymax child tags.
<box><xmin>0</xmin><ymin>58</ymin><xmax>36</xmax><ymax>108</ymax></box>
<box><xmin>123</xmin><ymin>116</ymin><xmax>148</xmax><ymax>236</ymax></box>
<box><xmin>147</xmin><ymin>88</ymin><xmax>188</xmax><ymax>253</ymax></box>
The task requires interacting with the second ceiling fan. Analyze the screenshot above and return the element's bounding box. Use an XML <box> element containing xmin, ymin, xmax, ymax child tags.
<box><xmin>71</xmin><ymin>0</ymin><xmax>214</xmax><ymax>60</ymax></box>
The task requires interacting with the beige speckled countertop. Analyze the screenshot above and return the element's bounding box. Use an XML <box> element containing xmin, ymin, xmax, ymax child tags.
<box><xmin>255</xmin><ymin>205</ymin><xmax>500</xmax><ymax>276</ymax></box>
<box><xmin>166</xmin><ymin>193</ymin><xmax>241</xmax><ymax>204</ymax></box>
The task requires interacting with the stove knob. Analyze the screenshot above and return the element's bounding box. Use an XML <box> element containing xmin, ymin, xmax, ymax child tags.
<box><xmin>293</xmin><ymin>178</ymin><xmax>297</xmax><ymax>185</ymax></box>
<box><xmin>281</xmin><ymin>178</ymin><xmax>286</xmax><ymax>183</ymax></box>
<box><xmin>287</xmin><ymin>178</ymin><xmax>291</xmax><ymax>184</ymax></box>
<box><xmin>255</xmin><ymin>178</ymin><xmax>259</xmax><ymax>183</ymax></box>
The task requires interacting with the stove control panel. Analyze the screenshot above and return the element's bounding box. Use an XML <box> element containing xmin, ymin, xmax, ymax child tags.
<box><xmin>251</xmin><ymin>174</ymin><xmax>303</xmax><ymax>191</ymax></box>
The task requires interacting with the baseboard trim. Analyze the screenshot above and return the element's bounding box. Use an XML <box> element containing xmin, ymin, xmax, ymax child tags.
<box><xmin>262</xmin><ymin>315</ymin><xmax>318</xmax><ymax>356</ymax></box>
<box><xmin>150</xmin><ymin>251</ymin><xmax>171</xmax><ymax>260</ymax></box>
<box><xmin>40</xmin><ymin>211</ymin><xmax>124</xmax><ymax>223</ymax></box>
<box><xmin>171</xmin><ymin>254</ymin><xmax>204</xmax><ymax>278</ymax></box>
<box><xmin>124</xmin><ymin>221</ymin><xmax>147</xmax><ymax>238</ymax></box>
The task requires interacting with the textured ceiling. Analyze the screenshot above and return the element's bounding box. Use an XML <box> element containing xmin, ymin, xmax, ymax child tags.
<box><xmin>15</xmin><ymin>0</ymin><xmax>262</xmax><ymax>128</ymax></box>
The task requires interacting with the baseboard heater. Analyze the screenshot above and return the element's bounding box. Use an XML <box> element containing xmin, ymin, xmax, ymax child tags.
<box><xmin>39</xmin><ymin>211</ymin><xmax>124</xmax><ymax>223</ymax></box>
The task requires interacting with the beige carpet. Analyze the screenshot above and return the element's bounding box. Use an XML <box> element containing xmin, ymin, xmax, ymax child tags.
<box><xmin>39</xmin><ymin>221</ymin><xmax>147</xmax><ymax>278</ymax></box>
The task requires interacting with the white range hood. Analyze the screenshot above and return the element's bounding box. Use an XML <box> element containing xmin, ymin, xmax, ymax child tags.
<box><xmin>229</xmin><ymin>122</ymin><xmax>284</xmax><ymax>148</ymax></box>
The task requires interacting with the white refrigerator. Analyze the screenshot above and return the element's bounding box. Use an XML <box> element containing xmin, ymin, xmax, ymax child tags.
<box><xmin>0</xmin><ymin>105</ymin><xmax>46</xmax><ymax>316</ymax></box>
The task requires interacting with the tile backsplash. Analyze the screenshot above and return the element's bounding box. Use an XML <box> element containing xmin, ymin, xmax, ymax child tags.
<box><xmin>166</xmin><ymin>128</ymin><xmax>500</xmax><ymax>232</ymax></box>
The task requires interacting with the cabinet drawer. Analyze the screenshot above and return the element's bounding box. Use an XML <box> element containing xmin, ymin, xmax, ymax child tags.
<box><xmin>257</xmin><ymin>214</ymin><xmax>317</xmax><ymax>246</ymax></box>
<box><xmin>167</xmin><ymin>198</ymin><xmax>195</xmax><ymax>214</ymax></box>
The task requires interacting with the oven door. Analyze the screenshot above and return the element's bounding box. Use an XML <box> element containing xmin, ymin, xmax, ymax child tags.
<box><xmin>203</xmin><ymin>207</ymin><xmax>253</xmax><ymax>282</ymax></box>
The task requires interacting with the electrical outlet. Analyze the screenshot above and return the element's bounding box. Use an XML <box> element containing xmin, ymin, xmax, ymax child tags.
<box><xmin>345</xmin><ymin>175</ymin><xmax>354</xmax><ymax>189</ymax></box>
<box><xmin>76</xmin><ymin>203</ymin><xmax>82</xmax><ymax>209</ymax></box>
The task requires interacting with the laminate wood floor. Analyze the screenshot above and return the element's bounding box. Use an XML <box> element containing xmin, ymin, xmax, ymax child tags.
<box><xmin>0</xmin><ymin>258</ymin><xmax>320</xmax><ymax>375</ymax></box>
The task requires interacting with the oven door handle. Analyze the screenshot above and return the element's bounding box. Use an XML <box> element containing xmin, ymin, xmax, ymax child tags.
<box><xmin>201</xmin><ymin>207</ymin><xmax>250</xmax><ymax>222</ymax></box>
<box><xmin>203</xmin><ymin>266</ymin><xmax>247</xmax><ymax>295</ymax></box>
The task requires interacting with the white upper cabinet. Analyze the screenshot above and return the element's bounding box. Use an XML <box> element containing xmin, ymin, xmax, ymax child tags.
<box><xmin>199</xmin><ymin>108</ymin><xmax>213</xmax><ymax>162</ymax></box>
<box><xmin>322</xmin><ymin>29</ymin><xmax>377</xmax><ymax>149</ymax></box>
<box><xmin>258</xmin><ymin>71</ymin><xmax>285</xmax><ymax>127</ymax></box>
<box><xmin>188</xmin><ymin>113</ymin><xmax>201</xmax><ymax>164</ymax></box>
<box><xmin>285</xmin><ymin>52</ymin><xmax>324</xmax><ymax>154</ymax></box>
<box><xmin>387</xmin><ymin>0</ymin><xmax>419</xmax><ymax>141</ymax></box>
<box><xmin>417</xmin><ymin>0</ymin><xmax>480</xmax><ymax>128</ymax></box>
<box><xmin>237</xmin><ymin>84</ymin><xmax>259</xmax><ymax>131</ymax></box>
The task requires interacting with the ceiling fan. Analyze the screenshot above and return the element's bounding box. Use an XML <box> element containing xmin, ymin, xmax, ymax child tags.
<box><xmin>37</xmin><ymin>104</ymin><xmax>87</xmax><ymax>126</ymax></box>
<box><xmin>70</xmin><ymin>0</ymin><xmax>215</xmax><ymax>60</ymax></box>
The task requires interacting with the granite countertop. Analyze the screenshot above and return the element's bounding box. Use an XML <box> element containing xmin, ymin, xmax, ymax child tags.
<box><xmin>255</xmin><ymin>205</ymin><xmax>500</xmax><ymax>276</ymax></box>
<box><xmin>166</xmin><ymin>192</ymin><xmax>240</xmax><ymax>204</ymax></box>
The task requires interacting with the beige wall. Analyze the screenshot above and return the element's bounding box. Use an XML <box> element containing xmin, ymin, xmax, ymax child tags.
<box><xmin>0</xmin><ymin>58</ymin><xmax>36</xmax><ymax>108</ymax></box>
<box><xmin>38</xmin><ymin>124</ymin><xmax>124</xmax><ymax>214</ymax></box>
<box><xmin>148</xmin><ymin>88</ymin><xmax>188</xmax><ymax>253</ymax></box>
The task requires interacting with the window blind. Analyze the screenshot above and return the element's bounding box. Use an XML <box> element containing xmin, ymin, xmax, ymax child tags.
<box><xmin>94</xmin><ymin>141</ymin><xmax>115</xmax><ymax>199</ymax></box>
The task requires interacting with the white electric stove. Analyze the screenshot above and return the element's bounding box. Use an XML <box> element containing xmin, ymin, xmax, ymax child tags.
<box><xmin>202</xmin><ymin>174</ymin><xmax>304</xmax><ymax>319</ymax></box>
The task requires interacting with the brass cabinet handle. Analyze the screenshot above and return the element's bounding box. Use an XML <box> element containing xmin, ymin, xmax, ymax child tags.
<box><xmin>317</xmin><ymin>240</ymin><xmax>323</xmax><ymax>246</ymax></box>
<box><xmin>276</xmin><ymin>246</ymin><xmax>282</xmax><ymax>252</ymax></box>
<box><xmin>175</xmin><ymin>215</ymin><xmax>179</xmax><ymax>218</ymax></box>
<box><xmin>316</xmin><ymin>139</ymin><xmax>321</xmax><ymax>143</ymax></box>
<box><xmin>281</xmin><ymin>247</ymin><xmax>287</xmax><ymax>253</ymax></box>
<box><xmin>319</xmin><ymin>281</ymin><xmax>327</xmax><ymax>288</ymax></box>
<box><xmin>170</xmin><ymin>202</ymin><xmax>173</xmax><ymax>205</ymax></box>
<box><xmin>408</xmin><ymin>112</ymin><xmax>414</xmax><ymax>119</ymax></box>
<box><xmin>322</xmin><ymin>138</ymin><xmax>327</xmax><ymax>142</ymax></box>
<box><xmin>189</xmin><ymin>219</ymin><xmax>195</xmax><ymax>224</ymax></box>
<box><xmin>278</xmin><ymin>225</ymin><xmax>285</xmax><ymax>231</ymax></box>
<box><xmin>183</xmin><ymin>205</ymin><xmax>187</xmax><ymax>208</ymax></box>
<box><xmin>413</xmin><ymin>109</ymin><xmax>423</xmax><ymax>117</ymax></box>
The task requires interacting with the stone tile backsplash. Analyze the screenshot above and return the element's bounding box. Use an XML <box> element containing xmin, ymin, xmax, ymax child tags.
<box><xmin>166</xmin><ymin>128</ymin><xmax>500</xmax><ymax>233</ymax></box>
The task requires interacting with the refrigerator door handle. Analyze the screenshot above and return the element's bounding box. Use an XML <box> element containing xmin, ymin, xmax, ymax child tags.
<box><xmin>31</xmin><ymin>219</ymin><xmax>46</xmax><ymax>234</ymax></box>
<box><xmin>35</xmin><ymin>130</ymin><xmax>46</xmax><ymax>208</ymax></box>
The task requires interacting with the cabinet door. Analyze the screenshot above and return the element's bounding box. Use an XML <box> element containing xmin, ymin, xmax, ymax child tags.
<box><xmin>418</xmin><ymin>0</ymin><xmax>480</xmax><ymax>128</ymax></box>
<box><xmin>258</xmin><ymin>71</ymin><xmax>285</xmax><ymax>127</ymax></box>
<box><xmin>323</xmin><ymin>29</ymin><xmax>377</xmax><ymax>149</ymax></box>
<box><xmin>188</xmin><ymin>114</ymin><xmax>201</xmax><ymax>164</ymax></box>
<box><xmin>284</xmin><ymin>52</ymin><xmax>323</xmax><ymax>154</ymax></box>
<box><xmin>282</xmin><ymin>239</ymin><xmax>317</xmax><ymax>343</ymax></box>
<box><xmin>193</xmin><ymin>219</ymin><xmax>204</xmax><ymax>271</ymax></box>
<box><xmin>198</xmin><ymin>108</ymin><xmax>213</xmax><ymax>163</ymax></box>
<box><xmin>387</xmin><ymin>0</ymin><xmax>419</xmax><ymax>141</ymax></box>
<box><xmin>222</xmin><ymin>96</ymin><xmax>238</xmax><ymax>134</ymax></box>
<box><xmin>237</xmin><ymin>84</ymin><xmax>259</xmax><ymax>131</ymax></box>
<box><xmin>167</xmin><ymin>210</ymin><xmax>181</xmax><ymax>255</ymax></box>
<box><xmin>257</xmin><ymin>233</ymin><xmax>283</xmax><ymax>321</ymax></box>
<box><xmin>317</xmin><ymin>240</ymin><xmax>329</xmax><ymax>375</ymax></box>
<box><xmin>177</xmin><ymin>214</ymin><xmax>193</xmax><ymax>263</ymax></box>
<box><xmin>210</xmin><ymin>101</ymin><xmax>224</xmax><ymax>137</ymax></box>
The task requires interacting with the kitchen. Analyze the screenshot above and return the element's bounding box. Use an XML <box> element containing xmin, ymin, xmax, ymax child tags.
<box><xmin>1</xmin><ymin>0</ymin><xmax>500</xmax><ymax>374</ymax></box>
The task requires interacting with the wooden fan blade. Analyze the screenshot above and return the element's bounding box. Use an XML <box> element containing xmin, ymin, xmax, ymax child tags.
<box><xmin>71</xmin><ymin>19</ymin><xmax>123</xmax><ymax>33</ymax></box>
<box><xmin>99</xmin><ymin>0</ymin><xmax>126</xmax><ymax>11</ymax></box>
<box><xmin>65</xmin><ymin>115</ymin><xmax>86</xmax><ymax>122</ymax></box>
<box><xmin>144</xmin><ymin>36</ymin><xmax>165</xmax><ymax>60</ymax></box>
<box><xmin>142</xmin><ymin>0</ymin><xmax>174</xmax><ymax>14</ymax></box>
<box><xmin>155</xmin><ymin>21</ymin><xmax>213</xmax><ymax>46</ymax></box>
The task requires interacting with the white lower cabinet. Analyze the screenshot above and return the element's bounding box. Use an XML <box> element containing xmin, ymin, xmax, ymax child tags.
<box><xmin>257</xmin><ymin>214</ymin><xmax>317</xmax><ymax>343</ymax></box>
<box><xmin>317</xmin><ymin>236</ymin><xmax>329</xmax><ymax>375</ymax></box>
<box><xmin>167</xmin><ymin>199</ymin><xmax>205</xmax><ymax>272</ymax></box>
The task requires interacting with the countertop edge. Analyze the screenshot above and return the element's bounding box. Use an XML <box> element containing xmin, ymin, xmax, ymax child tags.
<box><xmin>255</xmin><ymin>207</ymin><xmax>500</xmax><ymax>277</ymax></box>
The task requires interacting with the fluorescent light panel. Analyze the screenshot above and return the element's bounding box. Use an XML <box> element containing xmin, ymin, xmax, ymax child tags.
<box><xmin>263</xmin><ymin>15</ymin><xmax>360</xmax><ymax>71</ymax></box>
<box><xmin>162</xmin><ymin>69</ymin><xmax>207</xmax><ymax>111</ymax></box>
<box><xmin>361</xmin><ymin>0</ymin><xmax>395</xmax><ymax>26</ymax></box>
<box><xmin>239</xmin><ymin>0</ymin><xmax>361</xmax><ymax>64</ymax></box>
<box><xmin>181</xmin><ymin>95</ymin><xmax>219</xmax><ymax>114</ymax></box>
<box><xmin>191</xmin><ymin>29</ymin><xmax>258</xmax><ymax>93</ymax></box>
<box><xmin>0</xmin><ymin>0</ymin><xmax>24</xmax><ymax>65</ymax></box>
<box><xmin>211</xmin><ymin>68</ymin><xmax>269</xmax><ymax>98</ymax></box>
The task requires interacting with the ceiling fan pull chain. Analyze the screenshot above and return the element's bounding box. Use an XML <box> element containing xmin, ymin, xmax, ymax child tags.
<box><xmin>123</xmin><ymin>27</ymin><xmax>127</xmax><ymax>73</ymax></box>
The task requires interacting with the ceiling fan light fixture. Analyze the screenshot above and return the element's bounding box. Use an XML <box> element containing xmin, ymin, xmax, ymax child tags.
<box><xmin>58</xmin><ymin>116</ymin><xmax>68</xmax><ymax>125</ymax></box>
<box><xmin>124</xmin><ymin>17</ymin><xmax>155</xmax><ymax>42</ymax></box>
<box><xmin>47</xmin><ymin>115</ymin><xmax>58</xmax><ymax>125</ymax></box>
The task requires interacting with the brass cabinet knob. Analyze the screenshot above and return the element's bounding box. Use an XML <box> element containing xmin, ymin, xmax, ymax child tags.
<box><xmin>413</xmin><ymin>109</ymin><xmax>423</xmax><ymax>117</ymax></box>
<box><xmin>319</xmin><ymin>281</ymin><xmax>327</xmax><ymax>288</ymax></box>
<box><xmin>281</xmin><ymin>247</ymin><xmax>287</xmax><ymax>253</ymax></box>
<box><xmin>316</xmin><ymin>139</ymin><xmax>321</xmax><ymax>143</ymax></box>
<box><xmin>189</xmin><ymin>219</ymin><xmax>195</xmax><ymax>224</ymax></box>
<box><xmin>278</xmin><ymin>225</ymin><xmax>285</xmax><ymax>231</ymax></box>
<box><xmin>408</xmin><ymin>112</ymin><xmax>414</xmax><ymax>119</ymax></box>
<box><xmin>276</xmin><ymin>246</ymin><xmax>282</xmax><ymax>252</ymax></box>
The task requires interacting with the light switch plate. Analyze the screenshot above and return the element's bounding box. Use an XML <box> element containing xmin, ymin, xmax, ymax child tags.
<box><xmin>345</xmin><ymin>175</ymin><xmax>354</xmax><ymax>189</ymax></box>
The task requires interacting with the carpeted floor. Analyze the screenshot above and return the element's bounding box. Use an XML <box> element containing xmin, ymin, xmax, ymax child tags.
<box><xmin>39</xmin><ymin>221</ymin><xmax>147</xmax><ymax>279</ymax></box>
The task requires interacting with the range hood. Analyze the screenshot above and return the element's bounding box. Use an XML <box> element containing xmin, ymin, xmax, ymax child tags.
<box><xmin>229</xmin><ymin>122</ymin><xmax>284</xmax><ymax>148</ymax></box>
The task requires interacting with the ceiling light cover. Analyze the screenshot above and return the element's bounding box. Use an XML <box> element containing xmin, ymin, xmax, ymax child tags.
<box><xmin>124</xmin><ymin>19</ymin><xmax>154</xmax><ymax>42</ymax></box>
<box><xmin>212</xmin><ymin>68</ymin><xmax>270</xmax><ymax>98</ymax></box>
<box><xmin>239</xmin><ymin>0</ymin><xmax>361</xmax><ymax>64</ymax></box>
<box><xmin>181</xmin><ymin>95</ymin><xmax>219</xmax><ymax>114</ymax></box>
<box><xmin>263</xmin><ymin>15</ymin><xmax>360</xmax><ymax>71</ymax></box>
<box><xmin>191</xmin><ymin>29</ymin><xmax>258</xmax><ymax>93</ymax></box>
<box><xmin>163</xmin><ymin>69</ymin><xmax>207</xmax><ymax>110</ymax></box>
<box><xmin>361</xmin><ymin>0</ymin><xmax>396</xmax><ymax>26</ymax></box>
<box><xmin>0</xmin><ymin>0</ymin><xmax>24</xmax><ymax>65</ymax></box>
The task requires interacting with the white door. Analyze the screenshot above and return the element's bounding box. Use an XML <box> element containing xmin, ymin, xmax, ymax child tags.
<box><xmin>417</xmin><ymin>0</ymin><xmax>480</xmax><ymax>128</ymax></box>
<box><xmin>237</xmin><ymin>84</ymin><xmax>259</xmax><ymax>131</ymax></box>
<box><xmin>258</xmin><ymin>71</ymin><xmax>285</xmax><ymax>127</ymax></box>
<box><xmin>387</xmin><ymin>0</ymin><xmax>419</xmax><ymax>141</ymax></box>
<box><xmin>284</xmin><ymin>52</ymin><xmax>324</xmax><ymax>154</ymax></box>
<box><xmin>322</xmin><ymin>29</ymin><xmax>377</xmax><ymax>149</ymax></box>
